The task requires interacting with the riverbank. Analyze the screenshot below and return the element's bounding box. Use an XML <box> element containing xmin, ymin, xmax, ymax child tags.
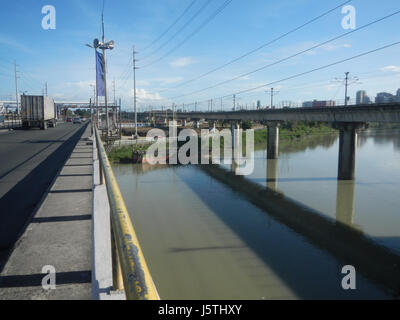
<box><xmin>108</xmin><ymin>122</ymin><xmax>337</xmax><ymax>163</ymax></box>
<box><xmin>247</xmin><ymin>122</ymin><xmax>336</xmax><ymax>146</ymax></box>
<box><xmin>108</xmin><ymin>144</ymin><xmax>149</xmax><ymax>163</ymax></box>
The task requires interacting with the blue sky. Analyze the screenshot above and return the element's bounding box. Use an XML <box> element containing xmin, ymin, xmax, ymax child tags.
<box><xmin>0</xmin><ymin>0</ymin><xmax>400</xmax><ymax>111</ymax></box>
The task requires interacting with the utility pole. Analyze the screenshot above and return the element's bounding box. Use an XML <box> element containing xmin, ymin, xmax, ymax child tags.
<box><xmin>119</xmin><ymin>98</ymin><xmax>122</xmax><ymax>138</ymax></box>
<box><xmin>113</xmin><ymin>79</ymin><xmax>116</xmax><ymax>105</ymax></box>
<box><xmin>45</xmin><ymin>82</ymin><xmax>48</xmax><ymax>96</ymax></box>
<box><xmin>14</xmin><ymin>60</ymin><xmax>19</xmax><ymax>114</ymax></box>
<box><xmin>267</xmin><ymin>88</ymin><xmax>279</xmax><ymax>108</ymax></box>
<box><xmin>220</xmin><ymin>97</ymin><xmax>223</xmax><ymax>112</ymax></box>
<box><xmin>210</xmin><ymin>99</ymin><xmax>213</xmax><ymax>112</ymax></box>
<box><xmin>101</xmin><ymin>12</ymin><xmax>110</xmax><ymax>135</ymax></box>
<box><xmin>90</xmin><ymin>84</ymin><xmax>96</xmax><ymax>126</ymax></box>
<box><xmin>233</xmin><ymin>94</ymin><xmax>236</xmax><ymax>111</ymax></box>
<box><xmin>344</xmin><ymin>72</ymin><xmax>349</xmax><ymax>107</ymax></box>
<box><xmin>195</xmin><ymin>101</ymin><xmax>197</xmax><ymax>112</ymax></box>
<box><xmin>133</xmin><ymin>45</ymin><xmax>138</xmax><ymax>139</ymax></box>
<box><xmin>333</xmin><ymin>72</ymin><xmax>359</xmax><ymax>106</ymax></box>
<box><xmin>271</xmin><ymin>88</ymin><xmax>273</xmax><ymax>108</ymax></box>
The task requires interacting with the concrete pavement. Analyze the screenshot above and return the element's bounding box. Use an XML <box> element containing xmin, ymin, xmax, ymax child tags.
<box><xmin>0</xmin><ymin>123</ymin><xmax>88</xmax><ymax>269</ymax></box>
<box><xmin>0</xmin><ymin>124</ymin><xmax>93</xmax><ymax>299</ymax></box>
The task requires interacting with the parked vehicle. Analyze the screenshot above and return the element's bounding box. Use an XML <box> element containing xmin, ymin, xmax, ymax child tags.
<box><xmin>73</xmin><ymin>117</ymin><xmax>82</xmax><ymax>124</ymax></box>
<box><xmin>21</xmin><ymin>95</ymin><xmax>56</xmax><ymax>130</ymax></box>
<box><xmin>66</xmin><ymin>117</ymin><xmax>72</xmax><ymax>123</ymax></box>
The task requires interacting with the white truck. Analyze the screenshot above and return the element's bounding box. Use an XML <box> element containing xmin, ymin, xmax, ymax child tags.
<box><xmin>21</xmin><ymin>95</ymin><xmax>56</xmax><ymax>130</ymax></box>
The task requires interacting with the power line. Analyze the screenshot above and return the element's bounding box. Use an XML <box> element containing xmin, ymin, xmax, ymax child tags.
<box><xmin>0</xmin><ymin>72</ymin><xmax>12</xmax><ymax>78</ymax></box>
<box><xmin>158</xmin><ymin>0</ymin><xmax>353</xmax><ymax>93</ymax></box>
<box><xmin>141</xmin><ymin>0</ymin><xmax>199</xmax><ymax>52</ymax></box>
<box><xmin>183</xmin><ymin>40</ymin><xmax>400</xmax><ymax>106</ymax></box>
<box><xmin>18</xmin><ymin>70</ymin><xmax>43</xmax><ymax>89</ymax></box>
<box><xmin>155</xmin><ymin>41</ymin><xmax>400</xmax><ymax>106</ymax></box>
<box><xmin>141</xmin><ymin>0</ymin><xmax>233</xmax><ymax>68</ymax></box>
<box><xmin>169</xmin><ymin>9</ymin><xmax>400</xmax><ymax>100</ymax></box>
<box><xmin>140</xmin><ymin>0</ymin><xmax>213</xmax><ymax>61</ymax></box>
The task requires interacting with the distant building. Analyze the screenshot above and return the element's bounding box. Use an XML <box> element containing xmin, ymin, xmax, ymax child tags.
<box><xmin>375</xmin><ymin>92</ymin><xmax>395</xmax><ymax>104</ymax></box>
<box><xmin>302</xmin><ymin>101</ymin><xmax>313</xmax><ymax>108</ymax></box>
<box><xmin>396</xmin><ymin>89</ymin><xmax>400</xmax><ymax>102</ymax></box>
<box><xmin>302</xmin><ymin>100</ymin><xmax>335</xmax><ymax>108</ymax></box>
<box><xmin>356</xmin><ymin>90</ymin><xmax>371</xmax><ymax>105</ymax></box>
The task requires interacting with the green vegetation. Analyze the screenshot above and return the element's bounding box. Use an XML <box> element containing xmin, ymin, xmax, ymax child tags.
<box><xmin>241</xmin><ymin>120</ymin><xmax>253</xmax><ymax>130</ymax></box>
<box><xmin>74</xmin><ymin>109</ymin><xmax>91</xmax><ymax>118</ymax></box>
<box><xmin>252</xmin><ymin>121</ymin><xmax>336</xmax><ymax>145</ymax></box>
<box><xmin>109</xmin><ymin>122</ymin><xmax>337</xmax><ymax>162</ymax></box>
<box><xmin>368</xmin><ymin>122</ymin><xmax>400</xmax><ymax>129</ymax></box>
<box><xmin>208</xmin><ymin>121</ymin><xmax>336</xmax><ymax>156</ymax></box>
<box><xmin>108</xmin><ymin>144</ymin><xmax>150</xmax><ymax>163</ymax></box>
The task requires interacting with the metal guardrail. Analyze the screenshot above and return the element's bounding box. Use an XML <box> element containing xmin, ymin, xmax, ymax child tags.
<box><xmin>94</xmin><ymin>127</ymin><xmax>160</xmax><ymax>300</ymax></box>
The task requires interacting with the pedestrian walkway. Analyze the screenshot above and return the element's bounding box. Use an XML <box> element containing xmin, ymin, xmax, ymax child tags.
<box><xmin>0</xmin><ymin>125</ymin><xmax>93</xmax><ymax>300</ymax></box>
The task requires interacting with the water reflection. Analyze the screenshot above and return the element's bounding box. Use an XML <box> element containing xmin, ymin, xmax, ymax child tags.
<box><xmin>359</xmin><ymin>128</ymin><xmax>400</xmax><ymax>151</ymax></box>
<box><xmin>266</xmin><ymin>159</ymin><xmax>278</xmax><ymax>191</ymax></box>
<box><xmin>200</xmin><ymin>164</ymin><xmax>400</xmax><ymax>297</ymax></box>
<box><xmin>113</xmin><ymin>128</ymin><xmax>400</xmax><ymax>299</ymax></box>
<box><xmin>266</xmin><ymin>157</ymin><xmax>357</xmax><ymax>229</ymax></box>
<box><xmin>335</xmin><ymin>180</ymin><xmax>356</xmax><ymax>227</ymax></box>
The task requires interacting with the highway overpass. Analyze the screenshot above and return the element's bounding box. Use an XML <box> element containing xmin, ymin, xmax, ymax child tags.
<box><xmin>140</xmin><ymin>103</ymin><xmax>400</xmax><ymax>180</ymax></box>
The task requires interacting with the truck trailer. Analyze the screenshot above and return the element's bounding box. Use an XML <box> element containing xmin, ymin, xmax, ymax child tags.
<box><xmin>21</xmin><ymin>95</ymin><xmax>56</xmax><ymax>130</ymax></box>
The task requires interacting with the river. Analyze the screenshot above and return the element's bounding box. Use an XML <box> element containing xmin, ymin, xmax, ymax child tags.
<box><xmin>113</xmin><ymin>128</ymin><xmax>400</xmax><ymax>300</ymax></box>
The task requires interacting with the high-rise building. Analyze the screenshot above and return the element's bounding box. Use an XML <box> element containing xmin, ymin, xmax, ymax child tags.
<box><xmin>375</xmin><ymin>92</ymin><xmax>395</xmax><ymax>104</ymax></box>
<box><xmin>356</xmin><ymin>90</ymin><xmax>371</xmax><ymax>105</ymax></box>
<box><xmin>396</xmin><ymin>89</ymin><xmax>400</xmax><ymax>102</ymax></box>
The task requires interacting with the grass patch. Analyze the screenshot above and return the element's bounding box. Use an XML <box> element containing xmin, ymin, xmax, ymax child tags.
<box><xmin>108</xmin><ymin>144</ymin><xmax>150</xmax><ymax>163</ymax></box>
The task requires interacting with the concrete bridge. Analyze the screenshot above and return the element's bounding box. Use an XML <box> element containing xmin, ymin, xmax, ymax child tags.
<box><xmin>140</xmin><ymin>103</ymin><xmax>400</xmax><ymax>180</ymax></box>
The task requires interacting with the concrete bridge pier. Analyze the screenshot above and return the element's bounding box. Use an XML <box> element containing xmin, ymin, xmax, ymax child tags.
<box><xmin>335</xmin><ymin>122</ymin><xmax>365</xmax><ymax>180</ymax></box>
<box><xmin>231</xmin><ymin>122</ymin><xmax>241</xmax><ymax>172</ymax></box>
<box><xmin>195</xmin><ymin>121</ymin><xmax>200</xmax><ymax>129</ymax></box>
<box><xmin>267</xmin><ymin>122</ymin><xmax>280</xmax><ymax>159</ymax></box>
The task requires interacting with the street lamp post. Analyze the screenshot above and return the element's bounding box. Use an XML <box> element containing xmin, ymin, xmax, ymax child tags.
<box><xmin>85</xmin><ymin>18</ymin><xmax>114</xmax><ymax>135</ymax></box>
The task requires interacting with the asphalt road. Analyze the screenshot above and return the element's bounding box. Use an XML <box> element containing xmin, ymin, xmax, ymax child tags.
<box><xmin>0</xmin><ymin>122</ymin><xmax>89</xmax><ymax>271</ymax></box>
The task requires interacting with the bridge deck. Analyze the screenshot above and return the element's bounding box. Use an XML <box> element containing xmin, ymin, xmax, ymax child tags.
<box><xmin>143</xmin><ymin>103</ymin><xmax>400</xmax><ymax>123</ymax></box>
<box><xmin>0</xmin><ymin>125</ymin><xmax>93</xmax><ymax>300</ymax></box>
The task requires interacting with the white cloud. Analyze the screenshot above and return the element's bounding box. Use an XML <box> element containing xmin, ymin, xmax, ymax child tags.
<box><xmin>139</xmin><ymin>77</ymin><xmax>184</xmax><ymax>86</ymax></box>
<box><xmin>65</xmin><ymin>80</ymin><xmax>95</xmax><ymax>89</ymax></box>
<box><xmin>321</xmin><ymin>43</ymin><xmax>352</xmax><ymax>51</ymax></box>
<box><xmin>0</xmin><ymin>33</ymin><xmax>33</xmax><ymax>53</ymax></box>
<box><xmin>381</xmin><ymin>65</ymin><xmax>400</xmax><ymax>73</ymax></box>
<box><xmin>134</xmin><ymin>88</ymin><xmax>163</xmax><ymax>101</ymax></box>
<box><xmin>169</xmin><ymin>57</ymin><xmax>195</xmax><ymax>68</ymax></box>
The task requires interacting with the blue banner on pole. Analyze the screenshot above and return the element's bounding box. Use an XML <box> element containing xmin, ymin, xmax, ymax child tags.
<box><xmin>96</xmin><ymin>51</ymin><xmax>105</xmax><ymax>97</ymax></box>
